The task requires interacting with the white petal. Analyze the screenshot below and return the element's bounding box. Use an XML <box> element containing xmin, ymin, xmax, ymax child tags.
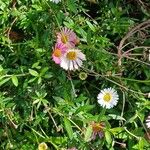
<box><xmin>78</xmin><ymin>51</ymin><xmax>86</xmax><ymax>60</ymax></box>
<box><xmin>73</xmin><ymin>60</ymin><xmax>79</xmax><ymax>70</ymax></box>
<box><xmin>69</xmin><ymin>61</ymin><xmax>74</xmax><ymax>70</ymax></box>
<box><xmin>50</xmin><ymin>0</ymin><xmax>61</xmax><ymax>4</ymax></box>
<box><xmin>60</xmin><ymin>57</ymin><xmax>69</xmax><ymax>70</ymax></box>
<box><xmin>146</xmin><ymin>122</ymin><xmax>150</xmax><ymax>128</ymax></box>
<box><xmin>76</xmin><ymin>58</ymin><xmax>83</xmax><ymax>67</ymax></box>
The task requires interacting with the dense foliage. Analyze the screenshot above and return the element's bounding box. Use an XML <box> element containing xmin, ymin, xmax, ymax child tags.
<box><xmin>0</xmin><ymin>0</ymin><xmax>150</xmax><ymax>149</ymax></box>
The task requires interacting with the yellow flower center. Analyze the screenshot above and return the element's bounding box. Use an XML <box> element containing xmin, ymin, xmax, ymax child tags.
<box><xmin>53</xmin><ymin>49</ymin><xmax>61</xmax><ymax>57</ymax></box>
<box><xmin>61</xmin><ymin>34</ymin><xmax>68</xmax><ymax>44</ymax></box>
<box><xmin>103</xmin><ymin>93</ymin><xmax>112</xmax><ymax>102</ymax></box>
<box><xmin>66</xmin><ymin>51</ymin><xmax>77</xmax><ymax>60</ymax></box>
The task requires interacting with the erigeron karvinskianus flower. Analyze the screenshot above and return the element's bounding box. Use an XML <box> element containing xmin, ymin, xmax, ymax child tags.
<box><xmin>91</xmin><ymin>122</ymin><xmax>105</xmax><ymax>140</ymax></box>
<box><xmin>60</xmin><ymin>48</ymin><xmax>86</xmax><ymax>70</ymax></box>
<box><xmin>52</xmin><ymin>43</ymin><xmax>67</xmax><ymax>64</ymax></box>
<box><xmin>38</xmin><ymin>142</ymin><xmax>48</xmax><ymax>150</ymax></box>
<box><xmin>146</xmin><ymin>115</ymin><xmax>150</xmax><ymax>128</ymax></box>
<box><xmin>97</xmin><ymin>87</ymin><xmax>119</xmax><ymax>109</ymax></box>
<box><xmin>50</xmin><ymin>0</ymin><xmax>61</xmax><ymax>4</ymax></box>
<box><xmin>57</xmin><ymin>27</ymin><xmax>79</xmax><ymax>48</ymax></box>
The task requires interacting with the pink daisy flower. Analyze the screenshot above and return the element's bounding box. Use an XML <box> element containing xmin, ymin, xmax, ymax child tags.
<box><xmin>57</xmin><ymin>27</ymin><xmax>79</xmax><ymax>48</ymax></box>
<box><xmin>52</xmin><ymin>43</ymin><xmax>67</xmax><ymax>64</ymax></box>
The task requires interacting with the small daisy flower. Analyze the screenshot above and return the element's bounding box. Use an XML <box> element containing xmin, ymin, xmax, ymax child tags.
<box><xmin>52</xmin><ymin>43</ymin><xmax>67</xmax><ymax>64</ymax></box>
<box><xmin>57</xmin><ymin>27</ymin><xmax>78</xmax><ymax>48</ymax></box>
<box><xmin>38</xmin><ymin>142</ymin><xmax>48</xmax><ymax>150</ymax></box>
<box><xmin>50</xmin><ymin>0</ymin><xmax>61</xmax><ymax>4</ymax></box>
<box><xmin>60</xmin><ymin>48</ymin><xmax>86</xmax><ymax>70</ymax></box>
<box><xmin>91</xmin><ymin>122</ymin><xmax>105</xmax><ymax>140</ymax></box>
<box><xmin>97</xmin><ymin>87</ymin><xmax>119</xmax><ymax>109</ymax></box>
<box><xmin>146</xmin><ymin>115</ymin><xmax>150</xmax><ymax>128</ymax></box>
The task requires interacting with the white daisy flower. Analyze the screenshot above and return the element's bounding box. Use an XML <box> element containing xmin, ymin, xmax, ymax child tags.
<box><xmin>60</xmin><ymin>49</ymin><xmax>86</xmax><ymax>71</ymax></box>
<box><xmin>97</xmin><ymin>87</ymin><xmax>119</xmax><ymax>109</ymax></box>
<box><xmin>50</xmin><ymin>0</ymin><xmax>61</xmax><ymax>4</ymax></box>
<box><xmin>146</xmin><ymin>115</ymin><xmax>150</xmax><ymax>128</ymax></box>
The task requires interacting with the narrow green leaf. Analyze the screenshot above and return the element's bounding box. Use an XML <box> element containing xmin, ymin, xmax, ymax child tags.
<box><xmin>0</xmin><ymin>65</ymin><xmax>3</xmax><ymax>72</ymax></box>
<box><xmin>87</xmin><ymin>29</ymin><xmax>92</xmax><ymax>44</ymax></box>
<box><xmin>64</xmin><ymin>117</ymin><xmax>73</xmax><ymax>139</ymax></box>
<box><xmin>67</xmin><ymin>0</ymin><xmax>77</xmax><ymax>13</ymax></box>
<box><xmin>139</xmin><ymin>138</ymin><xmax>144</xmax><ymax>150</ymax></box>
<box><xmin>11</xmin><ymin>75</ymin><xmax>18</xmax><ymax>87</ymax></box>
<box><xmin>38</xmin><ymin>77</ymin><xmax>42</xmax><ymax>84</ymax></box>
<box><xmin>29</xmin><ymin>69</ymin><xmax>39</xmax><ymax>76</ymax></box>
<box><xmin>84</xmin><ymin>125</ymin><xmax>92</xmax><ymax>142</ymax></box>
<box><xmin>78</xmin><ymin>28</ymin><xmax>87</xmax><ymax>42</ymax></box>
<box><xmin>75</xmin><ymin>105</ymin><xmax>95</xmax><ymax>114</ymax></box>
<box><xmin>37</xmin><ymin>101</ymin><xmax>41</xmax><ymax>109</ymax></box>
<box><xmin>33</xmin><ymin>99</ymin><xmax>39</xmax><ymax>105</ymax></box>
<box><xmin>108</xmin><ymin>114</ymin><xmax>126</xmax><ymax>121</ymax></box>
<box><xmin>0</xmin><ymin>78</ymin><xmax>10</xmax><ymax>86</ymax></box>
<box><xmin>86</xmin><ymin>20</ymin><xmax>96</xmax><ymax>32</ymax></box>
<box><xmin>40</xmin><ymin>67</ymin><xmax>49</xmax><ymax>76</ymax></box>
<box><xmin>110</xmin><ymin>127</ymin><xmax>124</xmax><ymax>133</ymax></box>
<box><xmin>32</xmin><ymin>62</ymin><xmax>40</xmax><ymax>68</ymax></box>
<box><xmin>28</xmin><ymin>77</ymin><xmax>37</xmax><ymax>83</ymax></box>
<box><xmin>105</xmin><ymin>131</ymin><xmax>112</xmax><ymax>145</ymax></box>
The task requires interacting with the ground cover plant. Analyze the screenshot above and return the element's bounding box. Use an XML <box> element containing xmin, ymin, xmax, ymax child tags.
<box><xmin>0</xmin><ymin>0</ymin><xmax>150</xmax><ymax>149</ymax></box>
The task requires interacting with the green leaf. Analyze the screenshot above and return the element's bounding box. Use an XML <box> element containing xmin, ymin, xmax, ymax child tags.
<box><xmin>29</xmin><ymin>69</ymin><xmax>39</xmax><ymax>76</ymax></box>
<box><xmin>28</xmin><ymin>77</ymin><xmax>37</xmax><ymax>83</ymax></box>
<box><xmin>86</xmin><ymin>20</ymin><xmax>96</xmax><ymax>32</ymax></box>
<box><xmin>110</xmin><ymin>127</ymin><xmax>124</xmax><ymax>133</ymax></box>
<box><xmin>77</xmin><ymin>28</ymin><xmax>87</xmax><ymax>42</ymax></box>
<box><xmin>0</xmin><ymin>77</ymin><xmax>10</xmax><ymax>86</ymax></box>
<box><xmin>32</xmin><ymin>62</ymin><xmax>40</xmax><ymax>68</ymax></box>
<box><xmin>37</xmin><ymin>101</ymin><xmax>41</xmax><ymax>109</ymax></box>
<box><xmin>84</xmin><ymin>125</ymin><xmax>92</xmax><ymax>142</ymax></box>
<box><xmin>63</xmin><ymin>117</ymin><xmax>73</xmax><ymax>139</ymax></box>
<box><xmin>11</xmin><ymin>75</ymin><xmax>18</xmax><ymax>87</ymax></box>
<box><xmin>33</xmin><ymin>99</ymin><xmax>39</xmax><ymax>105</ymax></box>
<box><xmin>38</xmin><ymin>77</ymin><xmax>42</xmax><ymax>84</ymax></box>
<box><xmin>105</xmin><ymin>131</ymin><xmax>112</xmax><ymax>145</ymax></box>
<box><xmin>87</xmin><ymin>29</ymin><xmax>92</xmax><ymax>44</ymax></box>
<box><xmin>0</xmin><ymin>65</ymin><xmax>3</xmax><ymax>72</ymax></box>
<box><xmin>48</xmin><ymin>136</ymin><xmax>67</xmax><ymax>145</ymax></box>
<box><xmin>75</xmin><ymin>105</ymin><xmax>95</xmax><ymax>114</ymax></box>
<box><xmin>138</xmin><ymin>138</ymin><xmax>144</xmax><ymax>150</ymax></box>
<box><xmin>67</xmin><ymin>0</ymin><xmax>77</xmax><ymax>13</ymax></box>
<box><xmin>108</xmin><ymin>114</ymin><xmax>126</xmax><ymax>121</ymax></box>
<box><xmin>40</xmin><ymin>67</ymin><xmax>49</xmax><ymax>76</ymax></box>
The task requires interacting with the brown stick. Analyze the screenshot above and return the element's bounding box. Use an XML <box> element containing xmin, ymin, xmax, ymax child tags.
<box><xmin>118</xmin><ymin>19</ymin><xmax>150</xmax><ymax>66</ymax></box>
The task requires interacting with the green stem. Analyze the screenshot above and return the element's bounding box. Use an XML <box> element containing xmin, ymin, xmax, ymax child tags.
<box><xmin>112</xmin><ymin>75</ymin><xmax>150</xmax><ymax>83</ymax></box>
<box><xmin>124</xmin><ymin>127</ymin><xmax>140</xmax><ymax>140</ymax></box>
<box><xmin>27</xmin><ymin>125</ymin><xmax>58</xmax><ymax>149</ymax></box>
<box><xmin>43</xmin><ymin>0</ymin><xmax>61</xmax><ymax>30</ymax></box>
